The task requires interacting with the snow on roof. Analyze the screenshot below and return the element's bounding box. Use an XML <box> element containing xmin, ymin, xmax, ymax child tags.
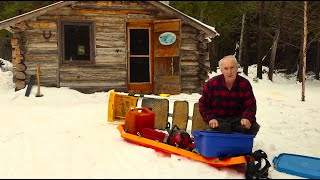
<box><xmin>185</xmin><ymin>14</ymin><xmax>220</xmax><ymax>37</ymax></box>
<box><xmin>0</xmin><ymin>1</ymin><xmax>220</xmax><ymax>39</ymax></box>
<box><xmin>158</xmin><ymin>1</ymin><xmax>220</xmax><ymax>38</ymax></box>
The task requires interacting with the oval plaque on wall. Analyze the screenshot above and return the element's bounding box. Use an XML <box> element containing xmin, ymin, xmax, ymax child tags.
<box><xmin>159</xmin><ymin>32</ymin><xmax>176</xmax><ymax>46</ymax></box>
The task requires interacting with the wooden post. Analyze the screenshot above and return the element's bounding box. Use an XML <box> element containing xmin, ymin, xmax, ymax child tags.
<box><xmin>36</xmin><ymin>64</ymin><xmax>43</xmax><ymax>97</ymax></box>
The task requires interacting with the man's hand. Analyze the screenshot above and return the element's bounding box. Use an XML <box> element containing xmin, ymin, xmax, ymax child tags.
<box><xmin>209</xmin><ymin>119</ymin><xmax>219</xmax><ymax>128</ymax></box>
<box><xmin>241</xmin><ymin>119</ymin><xmax>251</xmax><ymax>129</ymax></box>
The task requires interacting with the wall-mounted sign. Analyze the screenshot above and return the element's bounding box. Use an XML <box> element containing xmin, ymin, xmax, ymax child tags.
<box><xmin>159</xmin><ymin>32</ymin><xmax>176</xmax><ymax>46</ymax></box>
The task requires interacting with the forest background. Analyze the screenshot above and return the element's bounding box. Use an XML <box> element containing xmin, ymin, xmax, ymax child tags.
<box><xmin>1</xmin><ymin>1</ymin><xmax>320</xmax><ymax>81</ymax></box>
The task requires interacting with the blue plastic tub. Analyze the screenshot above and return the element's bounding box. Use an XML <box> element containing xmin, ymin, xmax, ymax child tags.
<box><xmin>193</xmin><ymin>130</ymin><xmax>255</xmax><ymax>158</ymax></box>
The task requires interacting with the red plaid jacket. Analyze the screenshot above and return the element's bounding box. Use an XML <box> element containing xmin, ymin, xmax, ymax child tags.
<box><xmin>199</xmin><ymin>74</ymin><xmax>257</xmax><ymax>123</ymax></box>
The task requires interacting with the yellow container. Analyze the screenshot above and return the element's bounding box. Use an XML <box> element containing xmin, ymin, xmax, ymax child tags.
<box><xmin>159</xmin><ymin>94</ymin><xmax>170</xmax><ymax>97</ymax></box>
<box><xmin>108</xmin><ymin>91</ymin><xmax>138</xmax><ymax>122</ymax></box>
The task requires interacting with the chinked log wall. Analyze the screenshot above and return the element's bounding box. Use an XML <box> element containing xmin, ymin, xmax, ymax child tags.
<box><xmin>180</xmin><ymin>25</ymin><xmax>209</xmax><ymax>94</ymax></box>
<box><xmin>11</xmin><ymin>1</ymin><xmax>210</xmax><ymax>94</ymax></box>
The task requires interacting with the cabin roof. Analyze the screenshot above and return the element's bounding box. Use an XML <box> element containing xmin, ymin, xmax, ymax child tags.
<box><xmin>0</xmin><ymin>1</ymin><xmax>76</xmax><ymax>31</ymax></box>
<box><xmin>147</xmin><ymin>1</ymin><xmax>218</xmax><ymax>37</ymax></box>
<box><xmin>0</xmin><ymin>1</ymin><xmax>218</xmax><ymax>38</ymax></box>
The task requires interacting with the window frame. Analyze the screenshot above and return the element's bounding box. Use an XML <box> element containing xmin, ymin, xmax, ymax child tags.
<box><xmin>59</xmin><ymin>20</ymin><xmax>95</xmax><ymax>66</ymax></box>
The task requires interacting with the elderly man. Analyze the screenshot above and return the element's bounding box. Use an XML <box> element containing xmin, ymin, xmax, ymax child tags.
<box><xmin>199</xmin><ymin>55</ymin><xmax>260</xmax><ymax>135</ymax></box>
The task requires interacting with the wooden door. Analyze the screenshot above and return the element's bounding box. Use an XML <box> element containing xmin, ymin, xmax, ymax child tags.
<box><xmin>153</xmin><ymin>19</ymin><xmax>181</xmax><ymax>95</ymax></box>
<box><xmin>127</xmin><ymin>23</ymin><xmax>153</xmax><ymax>94</ymax></box>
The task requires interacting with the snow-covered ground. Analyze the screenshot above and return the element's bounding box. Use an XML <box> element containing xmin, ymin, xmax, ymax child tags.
<box><xmin>0</xmin><ymin>63</ymin><xmax>319</xmax><ymax>178</ymax></box>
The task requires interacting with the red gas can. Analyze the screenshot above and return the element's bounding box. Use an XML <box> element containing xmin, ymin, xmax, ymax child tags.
<box><xmin>125</xmin><ymin>107</ymin><xmax>155</xmax><ymax>135</ymax></box>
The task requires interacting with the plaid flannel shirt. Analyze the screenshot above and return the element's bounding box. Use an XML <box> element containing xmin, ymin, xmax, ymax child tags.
<box><xmin>199</xmin><ymin>74</ymin><xmax>257</xmax><ymax>123</ymax></box>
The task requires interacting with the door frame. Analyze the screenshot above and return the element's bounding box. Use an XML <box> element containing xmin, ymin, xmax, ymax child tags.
<box><xmin>126</xmin><ymin>22</ymin><xmax>154</xmax><ymax>94</ymax></box>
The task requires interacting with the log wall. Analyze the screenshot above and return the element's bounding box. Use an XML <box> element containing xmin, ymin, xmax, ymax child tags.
<box><xmin>10</xmin><ymin>1</ymin><xmax>211</xmax><ymax>94</ymax></box>
<box><xmin>180</xmin><ymin>24</ymin><xmax>209</xmax><ymax>94</ymax></box>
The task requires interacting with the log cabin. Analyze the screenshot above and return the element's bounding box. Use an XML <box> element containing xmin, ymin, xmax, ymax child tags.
<box><xmin>0</xmin><ymin>1</ymin><xmax>218</xmax><ymax>94</ymax></box>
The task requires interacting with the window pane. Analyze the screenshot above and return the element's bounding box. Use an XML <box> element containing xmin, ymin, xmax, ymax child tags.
<box><xmin>130</xmin><ymin>29</ymin><xmax>149</xmax><ymax>55</ymax></box>
<box><xmin>130</xmin><ymin>57</ymin><xmax>150</xmax><ymax>82</ymax></box>
<box><xmin>64</xmin><ymin>25</ymin><xmax>90</xmax><ymax>61</ymax></box>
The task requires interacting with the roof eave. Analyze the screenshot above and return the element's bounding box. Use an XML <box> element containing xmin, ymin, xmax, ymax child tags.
<box><xmin>0</xmin><ymin>1</ymin><xmax>218</xmax><ymax>38</ymax></box>
<box><xmin>0</xmin><ymin>1</ymin><xmax>77</xmax><ymax>30</ymax></box>
<box><xmin>147</xmin><ymin>1</ymin><xmax>218</xmax><ymax>38</ymax></box>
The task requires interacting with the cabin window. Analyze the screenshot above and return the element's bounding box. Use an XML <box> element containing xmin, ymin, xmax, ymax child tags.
<box><xmin>60</xmin><ymin>20</ymin><xmax>95</xmax><ymax>65</ymax></box>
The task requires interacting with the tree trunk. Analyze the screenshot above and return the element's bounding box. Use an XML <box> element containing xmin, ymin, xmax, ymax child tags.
<box><xmin>301</xmin><ymin>1</ymin><xmax>307</xmax><ymax>101</ymax></box>
<box><xmin>285</xmin><ymin>39</ymin><xmax>294</xmax><ymax>74</ymax></box>
<box><xmin>199</xmin><ymin>8</ymin><xmax>204</xmax><ymax>22</ymax></box>
<box><xmin>257</xmin><ymin>1</ymin><xmax>265</xmax><ymax>79</ymax></box>
<box><xmin>297</xmin><ymin>32</ymin><xmax>304</xmax><ymax>82</ymax></box>
<box><xmin>209</xmin><ymin>41</ymin><xmax>217</xmax><ymax>72</ymax></box>
<box><xmin>268</xmin><ymin>1</ymin><xmax>286</xmax><ymax>81</ymax></box>
<box><xmin>243</xmin><ymin>15</ymin><xmax>251</xmax><ymax>76</ymax></box>
<box><xmin>315</xmin><ymin>36</ymin><xmax>320</xmax><ymax>80</ymax></box>
<box><xmin>238</xmin><ymin>13</ymin><xmax>246</xmax><ymax>64</ymax></box>
<box><xmin>210</xmin><ymin>22</ymin><xmax>218</xmax><ymax>73</ymax></box>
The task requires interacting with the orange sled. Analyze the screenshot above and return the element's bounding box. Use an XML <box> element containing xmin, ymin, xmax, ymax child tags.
<box><xmin>117</xmin><ymin>124</ymin><xmax>248</xmax><ymax>167</ymax></box>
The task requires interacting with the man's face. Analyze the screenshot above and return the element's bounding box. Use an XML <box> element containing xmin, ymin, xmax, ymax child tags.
<box><xmin>221</xmin><ymin>58</ymin><xmax>238</xmax><ymax>83</ymax></box>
